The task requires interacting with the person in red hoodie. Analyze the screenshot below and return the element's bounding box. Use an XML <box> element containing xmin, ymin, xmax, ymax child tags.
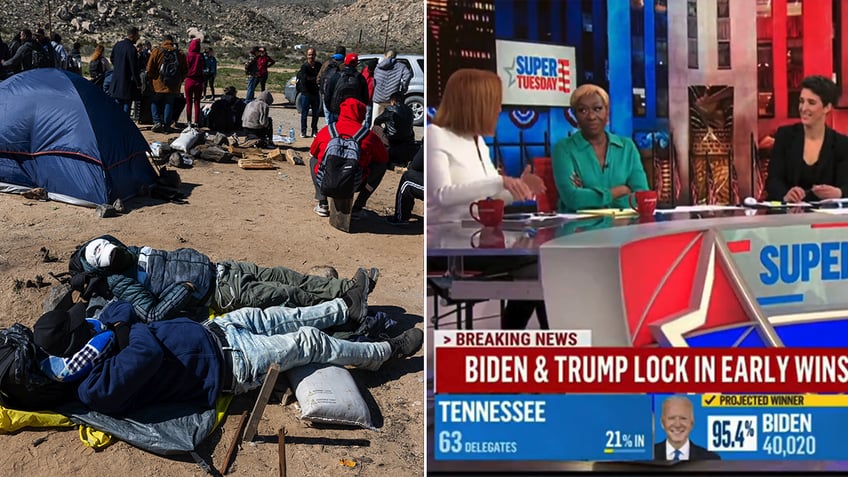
<box><xmin>309</xmin><ymin>97</ymin><xmax>389</xmax><ymax>218</ymax></box>
<box><xmin>184</xmin><ymin>38</ymin><xmax>204</xmax><ymax>127</ymax></box>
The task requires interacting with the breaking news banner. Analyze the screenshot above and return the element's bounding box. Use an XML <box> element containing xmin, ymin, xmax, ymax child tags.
<box><xmin>431</xmin><ymin>331</ymin><xmax>848</xmax><ymax>462</ymax></box>
<box><xmin>434</xmin><ymin>334</ymin><xmax>848</xmax><ymax>394</ymax></box>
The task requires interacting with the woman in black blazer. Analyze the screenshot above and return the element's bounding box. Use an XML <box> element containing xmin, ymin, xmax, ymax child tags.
<box><xmin>766</xmin><ymin>75</ymin><xmax>848</xmax><ymax>203</ymax></box>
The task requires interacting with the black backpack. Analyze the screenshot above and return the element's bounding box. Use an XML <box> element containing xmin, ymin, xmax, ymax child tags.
<box><xmin>329</xmin><ymin>70</ymin><xmax>361</xmax><ymax>114</ymax></box>
<box><xmin>159</xmin><ymin>48</ymin><xmax>180</xmax><ymax>87</ymax></box>
<box><xmin>316</xmin><ymin>123</ymin><xmax>367</xmax><ymax>198</ymax></box>
<box><xmin>0</xmin><ymin>324</ymin><xmax>77</xmax><ymax>410</ymax></box>
<box><xmin>31</xmin><ymin>43</ymin><xmax>54</xmax><ymax>69</ymax></box>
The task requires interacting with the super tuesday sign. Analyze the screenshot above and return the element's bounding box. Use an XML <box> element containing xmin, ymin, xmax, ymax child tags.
<box><xmin>496</xmin><ymin>40</ymin><xmax>576</xmax><ymax>107</ymax></box>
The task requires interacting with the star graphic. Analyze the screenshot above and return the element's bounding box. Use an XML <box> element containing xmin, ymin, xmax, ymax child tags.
<box><xmin>503</xmin><ymin>59</ymin><xmax>516</xmax><ymax>87</ymax></box>
<box><xmin>647</xmin><ymin>234</ymin><xmax>784</xmax><ymax>348</ymax></box>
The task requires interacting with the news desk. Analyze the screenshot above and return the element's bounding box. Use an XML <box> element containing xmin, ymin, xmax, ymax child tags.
<box><xmin>427</xmin><ymin>209</ymin><xmax>848</xmax><ymax>472</ymax></box>
<box><xmin>429</xmin><ymin>208</ymin><xmax>848</xmax><ymax>347</ymax></box>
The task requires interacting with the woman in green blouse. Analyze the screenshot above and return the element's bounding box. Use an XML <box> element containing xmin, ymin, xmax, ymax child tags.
<box><xmin>552</xmin><ymin>84</ymin><xmax>650</xmax><ymax>212</ymax></box>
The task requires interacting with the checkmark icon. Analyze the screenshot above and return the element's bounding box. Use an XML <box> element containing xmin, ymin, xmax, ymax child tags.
<box><xmin>705</xmin><ymin>395</ymin><xmax>717</xmax><ymax>405</ymax></box>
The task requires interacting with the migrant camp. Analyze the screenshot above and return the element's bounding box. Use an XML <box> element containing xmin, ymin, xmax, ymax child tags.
<box><xmin>0</xmin><ymin>68</ymin><xmax>156</xmax><ymax>207</ymax></box>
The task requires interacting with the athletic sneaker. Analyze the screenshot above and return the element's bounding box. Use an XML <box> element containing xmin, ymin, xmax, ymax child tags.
<box><xmin>388</xmin><ymin>328</ymin><xmax>424</xmax><ymax>359</ymax></box>
<box><xmin>314</xmin><ymin>203</ymin><xmax>329</xmax><ymax>217</ymax></box>
<box><xmin>151</xmin><ymin>123</ymin><xmax>165</xmax><ymax>133</ymax></box>
<box><xmin>387</xmin><ymin>216</ymin><xmax>408</xmax><ymax>226</ymax></box>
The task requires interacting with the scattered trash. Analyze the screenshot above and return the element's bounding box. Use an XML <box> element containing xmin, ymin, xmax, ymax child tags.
<box><xmin>25</xmin><ymin>275</ymin><xmax>51</xmax><ymax>288</ymax></box>
<box><xmin>272</xmin><ymin>134</ymin><xmax>294</xmax><ymax>145</ymax></box>
<box><xmin>22</xmin><ymin>187</ymin><xmax>47</xmax><ymax>201</ymax></box>
<box><xmin>339</xmin><ymin>458</ymin><xmax>357</xmax><ymax>468</ymax></box>
<box><xmin>39</xmin><ymin>247</ymin><xmax>58</xmax><ymax>263</ymax></box>
<box><xmin>277</xmin><ymin>173</ymin><xmax>288</xmax><ymax>179</ymax></box>
<box><xmin>32</xmin><ymin>436</ymin><xmax>48</xmax><ymax>447</ymax></box>
<box><xmin>13</xmin><ymin>279</ymin><xmax>24</xmax><ymax>293</ymax></box>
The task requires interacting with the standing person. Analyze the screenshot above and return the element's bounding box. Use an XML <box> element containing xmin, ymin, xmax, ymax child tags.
<box><xmin>372</xmin><ymin>50</ymin><xmax>411</xmax><ymax>127</ymax></box>
<box><xmin>765</xmin><ymin>75</ymin><xmax>848</xmax><ymax>203</ymax></box>
<box><xmin>0</xmin><ymin>34</ymin><xmax>9</xmax><ymax>79</ymax></box>
<box><xmin>2</xmin><ymin>30</ymin><xmax>36</xmax><ymax>73</ymax></box>
<box><xmin>202</xmin><ymin>47</ymin><xmax>218</xmax><ymax>99</ymax></box>
<box><xmin>324</xmin><ymin>53</ymin><xmax>369</xmax><ymax>125</ymax></box>
<box><xmin>255</xmin><ymin>46</ymin><xmax>275</xmax><ymax>93</ymax></box>
<box><xmin>318</xmin><ymin>46</ymin><xmax>346</xmax><ymax>121</ymax></box>
<box><xmin>388</xmin><ymin>145</ymin><xmax>423</xmax><ymax>225</ymax></box>
<box><xmin>68</xmin><ymin>41</ymin><xmax>82</xmax><ymax>75</ymax></box>
<box><xmin>361</xmin><ymin>59</ymin><xmax>377</xmax><ymax>127</ymax></box>
<box><xmin>33</xmin><ymin>29</ymin><xmax>55</xmax><ymax>68</ymax></box>
<box><xmin>146</xmin><ymin>34</ymin><xmax>187</xmax><ymax>133</ymax></box>
<box><xmin>296</xmin><ymin>47</ymin><xmax>322</xmax><ymax>138</ymax></box>
<box><xmin>184</xmin><ymin>38</ymin><xmax>204</xmax><ymax>127</ymax></box>
<box><xmin>109</xmin><ymin>26</ymin><xmax>141</xmax><ymax>116</ymax></box>
<box><xmin>50</xmin><ymin>33</ymin><xmax>68</xmax><ymax>70</ymax></box>
<box><xmin>88</xmin><ymin>44</ymin><xmax>112</xmax><ymax>87</ymax></box>
<box><xmin>244</xmin><ymin>46</ymin><xmax>259</xmax><ymax>102</ymax></box>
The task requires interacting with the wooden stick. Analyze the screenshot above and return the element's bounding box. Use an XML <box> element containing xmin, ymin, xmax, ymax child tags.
<box><xmin>221</xmin><ymin>410</ymin><xmax>249</xmax><ymax>475</ymax></box>
<box><xmin>278</xmin><ymin>427</ymin><xmax>286</xmax><ymax>477</ymax></box>
<box><xmin>243</xmin><ymin>363</ymin><xmax>281</xmax><ymax>442</ymax></box>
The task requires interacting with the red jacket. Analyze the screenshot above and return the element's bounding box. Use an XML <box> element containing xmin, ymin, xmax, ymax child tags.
<box><xmin>311</xmin><ymin>98</ymin><xmax>388</xmax><ymax>177</ymax></box>
<box><xmin>362</xmin><ymin>65</ymin><xmax>375</xmax><ymax>101</ymax></box>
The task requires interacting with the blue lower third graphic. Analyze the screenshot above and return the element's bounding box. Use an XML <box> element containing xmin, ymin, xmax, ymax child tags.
<box><xmin>434</xmin><ymin>394</ymin><xmax>653</xmax><ymax>461</ymax></box>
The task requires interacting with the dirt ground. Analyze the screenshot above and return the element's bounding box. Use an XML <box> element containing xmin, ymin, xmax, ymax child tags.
<box><xmin>0</xmin><ymin>100</ymin><xmax>425</xmax><ymax>476</ymax></box>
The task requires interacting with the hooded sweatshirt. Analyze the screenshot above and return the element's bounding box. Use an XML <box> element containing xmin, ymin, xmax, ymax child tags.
<box><xmin>242</xmin><ymin>90</ymin><xmax>274</xmax><ymax>129</ymax></box>
<box><xmin>185</xmin><ymin>38</ymin><xmax>204</xmax><ymax>81</ymax></box>
<box><xmin>146</xmin><ymin>39</ymin><xmax>188</xmax><ymax>94</ymax></box>
<box><xmin>75</xmin><ymin>300</ymin><xmax>222</xmax><ymax>416</ymax></box>
<box><xmin>310</xmin><ymin>97</ymin><xmax>388</xmax><ymax>177</ymax></box>
<box><xmin>372</xmin><ymin>56</ymin><xmax>411</xmax><ymax>103</ymax></box>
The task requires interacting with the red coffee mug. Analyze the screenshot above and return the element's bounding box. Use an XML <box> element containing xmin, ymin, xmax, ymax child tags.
<box><xmin>629</xmin><ymin>190</ymin><xmax>658</xmax><ymax>218</ymax></box>
<box><xmin>470</xmin><ymin>227</ymin><xmax>506</xmax><ymax>249</ymax></box>
<box><xmin>469</xmin><ymin>198</ymin><xmax>505</xmax><ymax>227</ymax></box>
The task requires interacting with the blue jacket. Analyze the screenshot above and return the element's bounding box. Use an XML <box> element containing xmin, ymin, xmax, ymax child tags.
<box><xmin>80</xmin><ymin>235</ymin><xmax>217</xmax><ymax>322</ymax></box>
<box><xmin>76</xmin><ymin>300</ymin><xmax>222</xmax><ymax>415</ymax></box>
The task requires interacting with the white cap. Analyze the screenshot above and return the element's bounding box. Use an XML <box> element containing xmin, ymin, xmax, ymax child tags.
<box><xmin>84</xmin><ymin>238</ymin><xmax>117</xmax><ymax>268</ymax></box>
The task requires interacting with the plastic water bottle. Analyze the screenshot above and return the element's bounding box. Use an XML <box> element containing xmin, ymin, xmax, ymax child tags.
<box><xmin>276</xmin><ymin>125</ymin><xmax>282</xmax><ymax>137</ymax></box>
<box><xmin>289</xmin><ymin>127</ymin><xmax>295</xmax><ymax>142</ymax></box>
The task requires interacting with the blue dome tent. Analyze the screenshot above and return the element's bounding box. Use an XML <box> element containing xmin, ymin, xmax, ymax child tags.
<box><xmin>0</xmin><ymin>69</ymin><xmax>156</xmax><ymax>207</ymax></box>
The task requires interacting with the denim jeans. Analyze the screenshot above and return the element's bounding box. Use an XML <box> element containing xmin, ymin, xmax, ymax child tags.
<box><xmin>245</xmin><ymin>76</ymin><xmax>259</xmax><ymax>102</ymax></box>
<box><xmin>299</xmin><ymin>92</ymin><xmax>320</xmax><ymax>134</ymax></box>
<box><xmin>151</xmin><ymin>92</ymin><xmax>175</xmax><ymax>125</ymax></box>
<box><xmin>216</xmin><ymin>298</ymin><xmax>391</xmax><ymax>394</ymax></box>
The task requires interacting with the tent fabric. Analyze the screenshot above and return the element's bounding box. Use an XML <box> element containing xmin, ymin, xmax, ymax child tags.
<box><xmin>57</xmin><ymin>394</ymin><xmax>233</xmax><ymax>455</ymax></box>
<box><xmin>0</xmin><ymin>69</ymin><xmax>156</xmax><ymax>207</ymax></box>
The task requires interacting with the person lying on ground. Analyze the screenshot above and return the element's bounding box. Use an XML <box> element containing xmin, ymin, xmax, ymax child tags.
<box><xmin>34</xmin><ymin>298</ymin><xmax>423</xmax><ymax>416</ymax></box>
<box><xmin>71</xmin><ymin>235</ymin><xmax>379</xmax><ymax>322</ymax></box>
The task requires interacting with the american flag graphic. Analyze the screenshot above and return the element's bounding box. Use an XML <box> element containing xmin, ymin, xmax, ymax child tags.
<box><xmin>557</xmin><ymin>58</ymin><xmax>571</xmax><ymax>94</ymax></box>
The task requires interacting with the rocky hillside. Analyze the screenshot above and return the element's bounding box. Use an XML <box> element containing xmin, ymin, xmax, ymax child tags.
<box><xmin>0</xmin><ymin>0</ymin><xmax>422</xmax><ymax>60</ymax></box>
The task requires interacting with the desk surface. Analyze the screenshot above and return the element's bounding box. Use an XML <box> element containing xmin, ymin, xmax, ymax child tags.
<box><xmin>427</xmin><ymin>208</ymin><xmax>840</xmax><ymax>257</ymax></box>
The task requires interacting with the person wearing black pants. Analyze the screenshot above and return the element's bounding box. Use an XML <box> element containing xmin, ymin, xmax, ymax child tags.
<box><xmin>501</xmin><ymin>300</ymin><xmax>549</xmax><ymax>330</ymax></box>
<box><xmin>309</xmin><ymin>155</ymin><xmax>386</xmax><ymax>220</ymax></box>
<box><xmin>388</xmin><ymin>145</ymin><xmax>423</xmax><ymax>224</ymax></box>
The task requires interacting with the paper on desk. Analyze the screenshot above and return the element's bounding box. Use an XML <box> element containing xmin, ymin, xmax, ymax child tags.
<box><xmin>812</xmin><ymin>208</ymin><xmax>848</xmax><ymax>215</ymax></box>
<box><xmin>577</xmin><ymin>208</ymin><xmax>638</xmax><ymax>217</ymax></box>
<box><xmin>553</xmin><ymin>213</ymin><xmax>596</xmax><ymax>220</ymax></box>
<box><xmin>810</xmin><ymin>198</ymin><xmax>848</xmax><ymax>205</ymax></box>
<box><xmin>750</xmin><ymin>201</ymin><xmax>812</xmax><ymax>208</ymax></box>
<box><xmin>655</xmin><ymin>205</ymin><xmax>744</xmax><ymax>214</ymax></box>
